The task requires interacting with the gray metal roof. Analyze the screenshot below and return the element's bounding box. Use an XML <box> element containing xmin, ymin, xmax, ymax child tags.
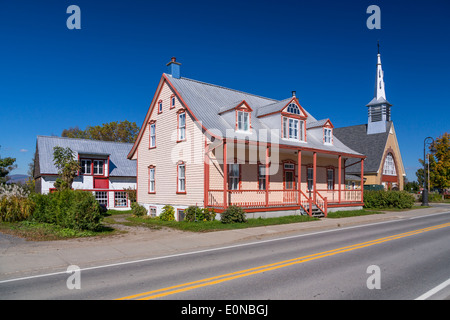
<box><xmin>334</xmin><ymin>122</ymin><xmax>392</xmax><ymax>174</ymax></box>
<box><xmin>166</xmin><ymin>74</ymin><xmax>362</xmax><ymax>157</ymax></box>
<box><xmin>36</xmin><ymin>136</ymin><xmax>136</xmax><ymax>177</ymax></box>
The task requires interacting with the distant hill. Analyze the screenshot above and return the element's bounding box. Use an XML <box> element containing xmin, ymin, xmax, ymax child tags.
<box><xmin>5</xmin><ymin>174</ymin><xmax>29</xmax><ymax>185</ymax></box>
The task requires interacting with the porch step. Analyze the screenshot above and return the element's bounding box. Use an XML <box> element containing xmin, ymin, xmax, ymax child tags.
<box><xmin>300</xmin><ymin>205</ymin><xmax>325</xmax><ymax>217</ymax></box>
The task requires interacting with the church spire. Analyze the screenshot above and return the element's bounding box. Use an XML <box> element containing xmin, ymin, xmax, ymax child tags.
<box><xmin>366</xmin><ymin>42</ymin><xmax>393</xmax><ymax>135</ymax></box>
<box><xmin>374</xmin><ymin>41</ymin><xmax>386</xmax><ymax>101</ymax></box>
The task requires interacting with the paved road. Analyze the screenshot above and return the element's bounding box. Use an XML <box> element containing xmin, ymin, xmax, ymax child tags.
<box><xmin>1</xmin><ymin>210</ymin><xmax>449</xmax><ymax>301</ymax></box>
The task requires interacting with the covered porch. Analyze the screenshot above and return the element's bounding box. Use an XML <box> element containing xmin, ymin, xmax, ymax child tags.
<box><xmin>204</xmin><ymin>139</ymin><xmax>365</xmax><ymax>217</ymax></box>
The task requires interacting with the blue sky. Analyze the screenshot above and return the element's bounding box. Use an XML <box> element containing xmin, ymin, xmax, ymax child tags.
<box><xmin>0</xmin><ymin>0</ymin><xmax>449</xmax><ymax>182</ymax></box>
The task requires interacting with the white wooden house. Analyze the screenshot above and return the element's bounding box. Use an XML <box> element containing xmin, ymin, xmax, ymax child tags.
<box><xmin>34</xmin><ymin>136</ymin><xmax>136</xmax><ymax>210</ymax></box>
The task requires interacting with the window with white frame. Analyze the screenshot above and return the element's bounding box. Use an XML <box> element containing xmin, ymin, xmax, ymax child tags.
<box><xmin>95</xmin><ymin>191</ymin><xmax>108</xmax><ymax>206</ymax></box>
<box><xmin>114</xmin><ymin>191</ymin><xmax>128</xmax><ymax>207</ymax></box>
<box><xmin>229</xmin><ymin>164</ymin><xmax>240</xmax><ymax>190</ymax></box>
<box><xmin>324</xmin><ymin>128</ymin><xmax>333</xmax><ymax>144</ymax></box>
<box><xmin>149</xmin><ymin>123</ymin><xmax>156</xmax><ymax>148</ymax></box>
<box><xmin>177</xmin><ymin>163</ymin><xmax>186</xmax><ymax>193</ymax></box>
<box><xmin>93</xmin><ymin>160</ymin><xmax>104</xmax><ymax>175</ymax></box>
<box><xmin>327</xmin><ymin>169</ymin><xmax>334</xmax><ymax>190</ymax></box>
<box><xmin>171</xmin><ymin>96</ymin><xmax>176</xmax><ymax>108</ymax></box>
<box><xmin>149</xmin><ymin>167</ymin><xmax>155</xmax><ymax>193</ymax></box>
<box><xmin>383</xmin><ymin>153</ymin><xmax>396</xmax><ymax>176</ymax></box>
<box><xmin>237</xmin><ymin>110</ymin><xmax>250</xmax><ymax>132</ymax></box>
<box><xmin>282</xmin><ymin>117</ymin><xmax>304</xmax><ymax>141</ymax></box>
<box><xmin>178</xmin><ymin>112</ymin><xmax>186</xmax><ymax>141</ymax></box>
<box><xmin>80</xmin><ymin>159</ymin><xmax>91</xmax><ymax>175</ymax></box>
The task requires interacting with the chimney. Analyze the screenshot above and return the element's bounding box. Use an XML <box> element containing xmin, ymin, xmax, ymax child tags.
<box><xmin>166</xmin><ymin>57</ymin><xmax>181</xmax><ymax>79</ymax></box>
<box><xmin>292</xmin><ymin>91</ymin><xmax>296</xmax><ymax>97</ymax></box>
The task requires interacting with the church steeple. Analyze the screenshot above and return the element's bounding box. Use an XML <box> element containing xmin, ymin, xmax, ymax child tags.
<box><xmin>366</xmin><ymin>42</ymin><xmax>392</xmax><ymax>135</ymax></box>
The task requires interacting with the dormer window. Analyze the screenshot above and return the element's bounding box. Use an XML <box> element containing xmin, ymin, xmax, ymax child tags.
<box><xmin>237</xmin><ymin>110</ymin><xmax>250</xmax><ymax>132</ymax></box>
<box><xmin>282</xmin><ymin>116</ymin><xmax>305</xmax><ymax>141</ymax></box>
<box><xmin>324</xmin><ymin>127</ymin><xmax>333</xmax><ymax>145</ymax></box>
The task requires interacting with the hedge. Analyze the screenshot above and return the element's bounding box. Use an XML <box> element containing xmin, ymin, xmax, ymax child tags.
<box><xmin>364</xmin><ymin>190</ymin><xmax>415</xmax><ymax>209</ymax></box>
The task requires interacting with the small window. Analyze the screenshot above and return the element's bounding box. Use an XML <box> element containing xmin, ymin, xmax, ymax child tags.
<box><xmin>93</xmin><ymin>160</ymin><xmax>104</xmax><ymax>175</ymax></box>
<box><xmin>258</xmin><ymin>165</ymin><xmax>266</xmax><ymax>190</ymax></box>
<box><xmin>237</xmin><ymin>111</ymin><xmax>250</xmax><ymax>131</ymax></box>
<box><xmin>284</xmin><ymin>163</ymin><xmax>295</xmax><ymax>170</ymax></box>
<box><xmin>114</xmin><ymin>191</ymin><xmax>128</xmax><ymax>207</ymax></box>
<box><xmin>327</xmin><ymin>169</ymin><xmax>334</xmax><ymax>190</ymax></box>
<box><xmin>177</xmin><ymin>208</ymin><xmax>185</xmax><ymax>221</ymax></box>
<box><xmin>81</xmin><ymin>159</ymin><xmax>91</xmax><ymax>175</ymax></box>
<box><xmin>149</xmin><ymin>206</ymin><xmax>157</xmax><ymax>217</ymax></box>
<box><xmin>178</xmin><ymin>112</ymin><xmax>186</xmax><ymax>141</ymax></box>
<box><xmin>229</xmin><ymin>164</ymin><xmax>240</xmax><ymax>190</ymax></box>
<box><xmin>178</xmin><ymin>163</ymin><xmax>186</xmax><ymax>193</ymax></box>
<box><xmin>149</xmin><ymin>167</ymin><xmax>155</xmax><ymax>193</ymax></box>
<box><xmin>287</xmin><ymin>103</ymin><xmax>301</xmax><ymax>115</ymax></box>
<box><xmin>149</xmin><ymin>123</ymin><xmax>156</xmax><ymax>148</ymax></box>
<box><xmin>158</xmin><ymin>100</ymin><xmax>163</xmax><ymax>113</ymax></box>
<box><xmin>171</xmin><ymin>95</ymin><xmax>176</xmax><ymax>109</ymax></box>
<box><xmin>324</xmin><ymin>128</ymin><xmax>332</xmax><ymax>144</ymax></box>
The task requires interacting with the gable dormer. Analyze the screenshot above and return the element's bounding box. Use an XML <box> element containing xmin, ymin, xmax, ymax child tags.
<box><xmin>218</xmin><ymin>100</ymin><xmax>253</xmax><ymax>132</ymax></box>
<box><xmin>307</xmin><ymin>119</ymin><xmax>334</xmax><ymax>145</ymax></box>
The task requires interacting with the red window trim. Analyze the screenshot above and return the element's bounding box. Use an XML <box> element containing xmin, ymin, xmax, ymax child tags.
<box><xmin>113</xmin><ymin>191</ymin><xmax>129</xmax><ymax>208</ymax></box>
<box><xmin>228</xmin><ymin>163</ymin><xmax>242</xmax><ymax>191</ymax></box>
<box><xmin>170</xmin><ymin>94</ymin><xmax>176</xmax><ymax>109</ymax></box>
<box><xmin>235</xmin><ymin>108</ymin><xmax>252</xmax><ymax>132</ymax></box>
<box><xmin>149</xmin><ymin>120</ymin><xmax>156</xmax><ymax>149</ymax></box>
<box><xmin>177</xmin><ymin>109</ymin><xmax>187</xmax><ymax>142</ymax></box>
<box><xmin>157</xmin><ymin>99</ymin><xmax>163</xmax><ymax>114</ymax></box>
<box><xmin>148</xmin><ymin>165</ymin><xmax>156</xmax><ymax>194</ymax></box>
<box><xmin>177</xmin><ymin>161</ymin><xmax>186</xmax><ymax>194</ymax></box>
<box><xmin>281</xmin><ymin>116</ymin><xmax>306</xmax><ymax>142</ymax></box>
<box><xmin>80</xmin><ymin>158</ymin><xmax>106</xmax><ymax>177</ymax></box>
<box><xmin>283</xmin><ymin>160</ymin><xmax>296</xmax><ymax>190</ymax></box>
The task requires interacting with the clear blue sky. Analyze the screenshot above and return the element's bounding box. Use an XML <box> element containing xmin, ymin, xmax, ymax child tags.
<box><xmin>1</xmin><ymin>0</ymin><xmax>449</xmax><ymax>182</ymax></box>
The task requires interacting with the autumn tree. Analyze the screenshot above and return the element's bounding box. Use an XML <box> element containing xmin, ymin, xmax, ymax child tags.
<box><xmin>62</xmin><ymin>120</ymin><xmax>139</xmax><ymax>143</ymax></box>
<box><xmin>416</xmin><ymin>133</ymin><xmax>450</xmax><ymax>192</ymax></box>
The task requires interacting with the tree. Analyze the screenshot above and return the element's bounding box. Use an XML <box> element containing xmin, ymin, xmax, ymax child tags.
<box><xmin>53</xmin><ymin>146</ymin><xmax>80</xmax><ymax>191</ymax></box>
<box><xmin>0</xmin><ymin>146</ymin><xmax>17</xmax><ymax>183</ymax></box>
<box><xmin>416</xmin><ymin>133</ymin><xmax>450</xmax><ymax>192</ymax></box>
<box><xmin>62</xmin><ymin>120</ymin><xmax>139</xmax><ymax>143</ymax></box>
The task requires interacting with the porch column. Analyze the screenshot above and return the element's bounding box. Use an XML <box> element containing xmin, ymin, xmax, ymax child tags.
<box><xmin>338</xmin><ymin>155</ymin><xmax>342</xmax><ymax>203</ymax></box>
<box><xmin>297</xmin><ymin>149</ymin><xmax>302</xmax><ymax>206</ymax></box>
<box><xmin>204</xmin><ymin>140</ymin><xmax>210</xmax><ymax>207</ymax></box>
<box><xmin>361</xmin><ymin>158</ymin><xmax>364</xmax><ymax>203</ymax></box>
<box><xmin>313</xmin><ymin>152</ymin><xmax>317</xmax><ymax>202</ymax></box>
<box><xmin>265</xmin><ymin>145</ymin><xmax>269</xmax><ymax>207</ymax></box>
<box><xmin>223</xmin><ymin>140</ymin><xmax>228</xmax><ymax>209</ymax></box>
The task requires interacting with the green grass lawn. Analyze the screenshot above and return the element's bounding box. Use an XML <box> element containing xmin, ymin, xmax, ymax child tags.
<box><xmin>325</xmin><ymin>209</ymin><xmax>384</xmax><ymax>218</ymax></box>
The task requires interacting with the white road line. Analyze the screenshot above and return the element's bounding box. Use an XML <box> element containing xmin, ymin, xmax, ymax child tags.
<box><xmin>415</xmin><ymin>278</ymin><xmax>450</xmax><ymax>300</ymax></box>
<box><xmin>1</xmin><ymin>211</ymin><xmax>449</xmax><ymax>284</ymax></box>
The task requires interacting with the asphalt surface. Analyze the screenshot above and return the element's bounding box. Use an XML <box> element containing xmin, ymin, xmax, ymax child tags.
<box><xmin>1</xmin><ymin>204</ymin><xmax>450</xmax><ymax>300</ymax></box>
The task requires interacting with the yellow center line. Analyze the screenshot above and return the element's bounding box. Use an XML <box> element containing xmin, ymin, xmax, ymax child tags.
<box><xmin>117</xmin><ymin>222</ymin><xmax>450</xmax><ymax>300</ymax></box>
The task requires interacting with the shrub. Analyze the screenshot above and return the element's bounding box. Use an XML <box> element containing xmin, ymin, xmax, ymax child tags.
<box><xmin>0</xmin><ymin>195</ymin><xmax>35</xmax><ymax>222</ymax></box>
<box><xmin>184</xmin><ymin>206</ymin><xmax>216</xmax><ymax>222</ymax></box>
<box><xmin>364</xmin><ymin>190</ymin><xmax>414</xmax><ymax>209</ymax></box>
<box><xmin>159</xmin><ymin>205</ymin><xmax>175</xmax><ymax>221</ymax></box>
<box><xmin>31</xmin><ymin>190</ymin><xmax>104</xmax><ymax>231</ymax></box>
<box><xmin>131</xmin><ymin>202</ymin><xmax>147</xmax><ymax>217</ymax></box>
<box><xmin>220</xmin><ymin>205</ymin><xmax>247</xmax><ymax>224</ymax></box>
